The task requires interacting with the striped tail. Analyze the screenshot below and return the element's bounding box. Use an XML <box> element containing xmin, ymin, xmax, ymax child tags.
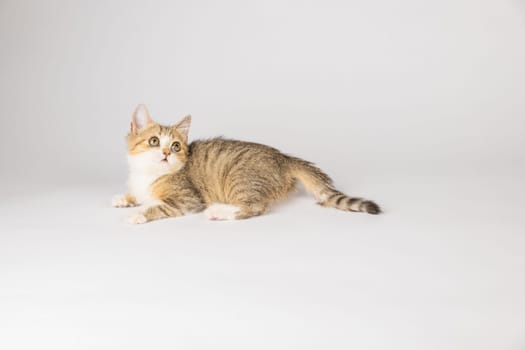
<box><xmin>289</xmin><ymin>157</ymin><xmax>381</xmax><ymax>215</ymax></box>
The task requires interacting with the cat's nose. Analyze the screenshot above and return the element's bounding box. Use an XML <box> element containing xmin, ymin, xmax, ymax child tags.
<box><xmin>162</xmin><ymin>149</ymin><xmax>170</xmax><ymax>156</ymax></box>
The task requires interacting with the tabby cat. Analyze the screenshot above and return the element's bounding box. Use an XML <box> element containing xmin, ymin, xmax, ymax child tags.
<box><xmin>112</xmin><ymin>105</ymin><xmax>381</xmax><ymax>224</ymax></box>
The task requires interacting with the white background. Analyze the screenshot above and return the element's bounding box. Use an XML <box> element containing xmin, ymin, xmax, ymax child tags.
<box><xmin>1</xmin><ymin>0</ymin><xmax>524</xmax><ymax>349</ymax></box>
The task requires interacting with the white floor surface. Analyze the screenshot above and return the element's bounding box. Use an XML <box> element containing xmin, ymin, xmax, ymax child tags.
<box><xmin>1</xmin><ymin>173</ymin><xmax>524</xmax><ymax>350</ymax></box>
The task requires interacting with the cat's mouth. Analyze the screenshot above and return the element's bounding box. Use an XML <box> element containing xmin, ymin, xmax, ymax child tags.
<box><xmin>161</xmin><ymin>158</ymin><xmax>168</xmax><ymax>163</ymax></box>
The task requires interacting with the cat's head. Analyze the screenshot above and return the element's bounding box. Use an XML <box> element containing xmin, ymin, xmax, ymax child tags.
<box><xmin>126</xmin><ymin>104</ymin><xmax>191</xmax><ymax>173</ymax></box>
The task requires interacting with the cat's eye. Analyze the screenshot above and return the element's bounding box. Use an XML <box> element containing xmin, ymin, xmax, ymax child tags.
<box><xmin>171</xmin><ymin>141</ymin><xmax>181</xmax><ymax>153</ymax></box>
<box><xmin>148</xmin><ymin>136</ymin><xmax>159</xmax><ymax>147</ymax></box>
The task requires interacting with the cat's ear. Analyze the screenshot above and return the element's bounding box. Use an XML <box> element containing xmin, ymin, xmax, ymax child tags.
<box><xmin>174</xmin><ymin>115</ymin><xmax>191</xmax><ymax>140</ymax></box>
<box><xmin>131</xmin><ymin>104</ymin><xmax>153</xmax><ymax>133</ymax></box>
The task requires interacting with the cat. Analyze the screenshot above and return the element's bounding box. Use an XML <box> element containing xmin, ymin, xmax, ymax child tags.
<box><xmin>112</xmin><ymin>104</ymin><xmax>381</xmax><ymax>224</ymax></box>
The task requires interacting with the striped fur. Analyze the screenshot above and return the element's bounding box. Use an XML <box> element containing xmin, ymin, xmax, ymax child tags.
<box><xmin>114</xmin><ymin>105</ymin><xmax>381</xmax><ymax>223</ymax></box>
<box><xmin>289</xmin><ymin>158</ymin><xmax>381</xmax><ymax>215</ymax></box>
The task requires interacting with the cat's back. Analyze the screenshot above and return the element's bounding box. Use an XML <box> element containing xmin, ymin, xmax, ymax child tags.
<box><xmin>188</xmin><ymin>137</ymin><xmax>287</xmax><ymax>166</ymax></box>
<box><xmin>185</xmin><ymin>138</ymin><xmax>293</xmax><ymax>202</ymax></box>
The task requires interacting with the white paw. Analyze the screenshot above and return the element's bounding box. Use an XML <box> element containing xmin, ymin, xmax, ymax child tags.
<box><xmin>204</xmin><ymin>203</ymin><xmax>240</xmax><ymax>221</ymax></box>
<box><xmin>128</xmin><ymin>213</ymin><xmax>147</xmax><ymax>225</ymax></box>
<box><xmin>112</xmin><ymin>195</ymin><xmax>134</xmax><ymax>208</ymax></box>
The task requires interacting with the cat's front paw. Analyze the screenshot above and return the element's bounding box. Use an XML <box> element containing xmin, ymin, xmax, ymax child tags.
<box><xmin>128</xmin><ymin>213</ymin><xmax>148</xmax><ymax>225</ymax></box>
<box><xmin>112</xmin><ymin>194</ymin><xmax>137</xmax><ymax>208</ymax></box>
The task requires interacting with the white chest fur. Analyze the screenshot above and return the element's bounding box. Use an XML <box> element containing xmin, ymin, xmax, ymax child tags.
<box><xmin>127</xmin><ymin>172</ymin><xmax>160</xmax><ymax>204</ymax></box>
<box><xmin>127</xmin><ymin>153</ymin><xmax>170</xmax><ymax>205</ymax></box>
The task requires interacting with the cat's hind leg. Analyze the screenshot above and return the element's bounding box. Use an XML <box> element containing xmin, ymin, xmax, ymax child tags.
<box><xmin>204</xmin><ymin>203</ymin><xmax>241</xmax><ymax>220</ymax></box>
<box><xmin>204</xmin><ymin>202</ymin><xmax>266</xmax><ymax>221</ymax></box>
<box><xmin>234</xmin><ymin>203</ymin><xmax>267</xmax><ymax>220</ymax></box>
<box><xmin>204</xmin><ymin>200</ymin><xmax>268</xmax><ymax>221</ymax></box>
